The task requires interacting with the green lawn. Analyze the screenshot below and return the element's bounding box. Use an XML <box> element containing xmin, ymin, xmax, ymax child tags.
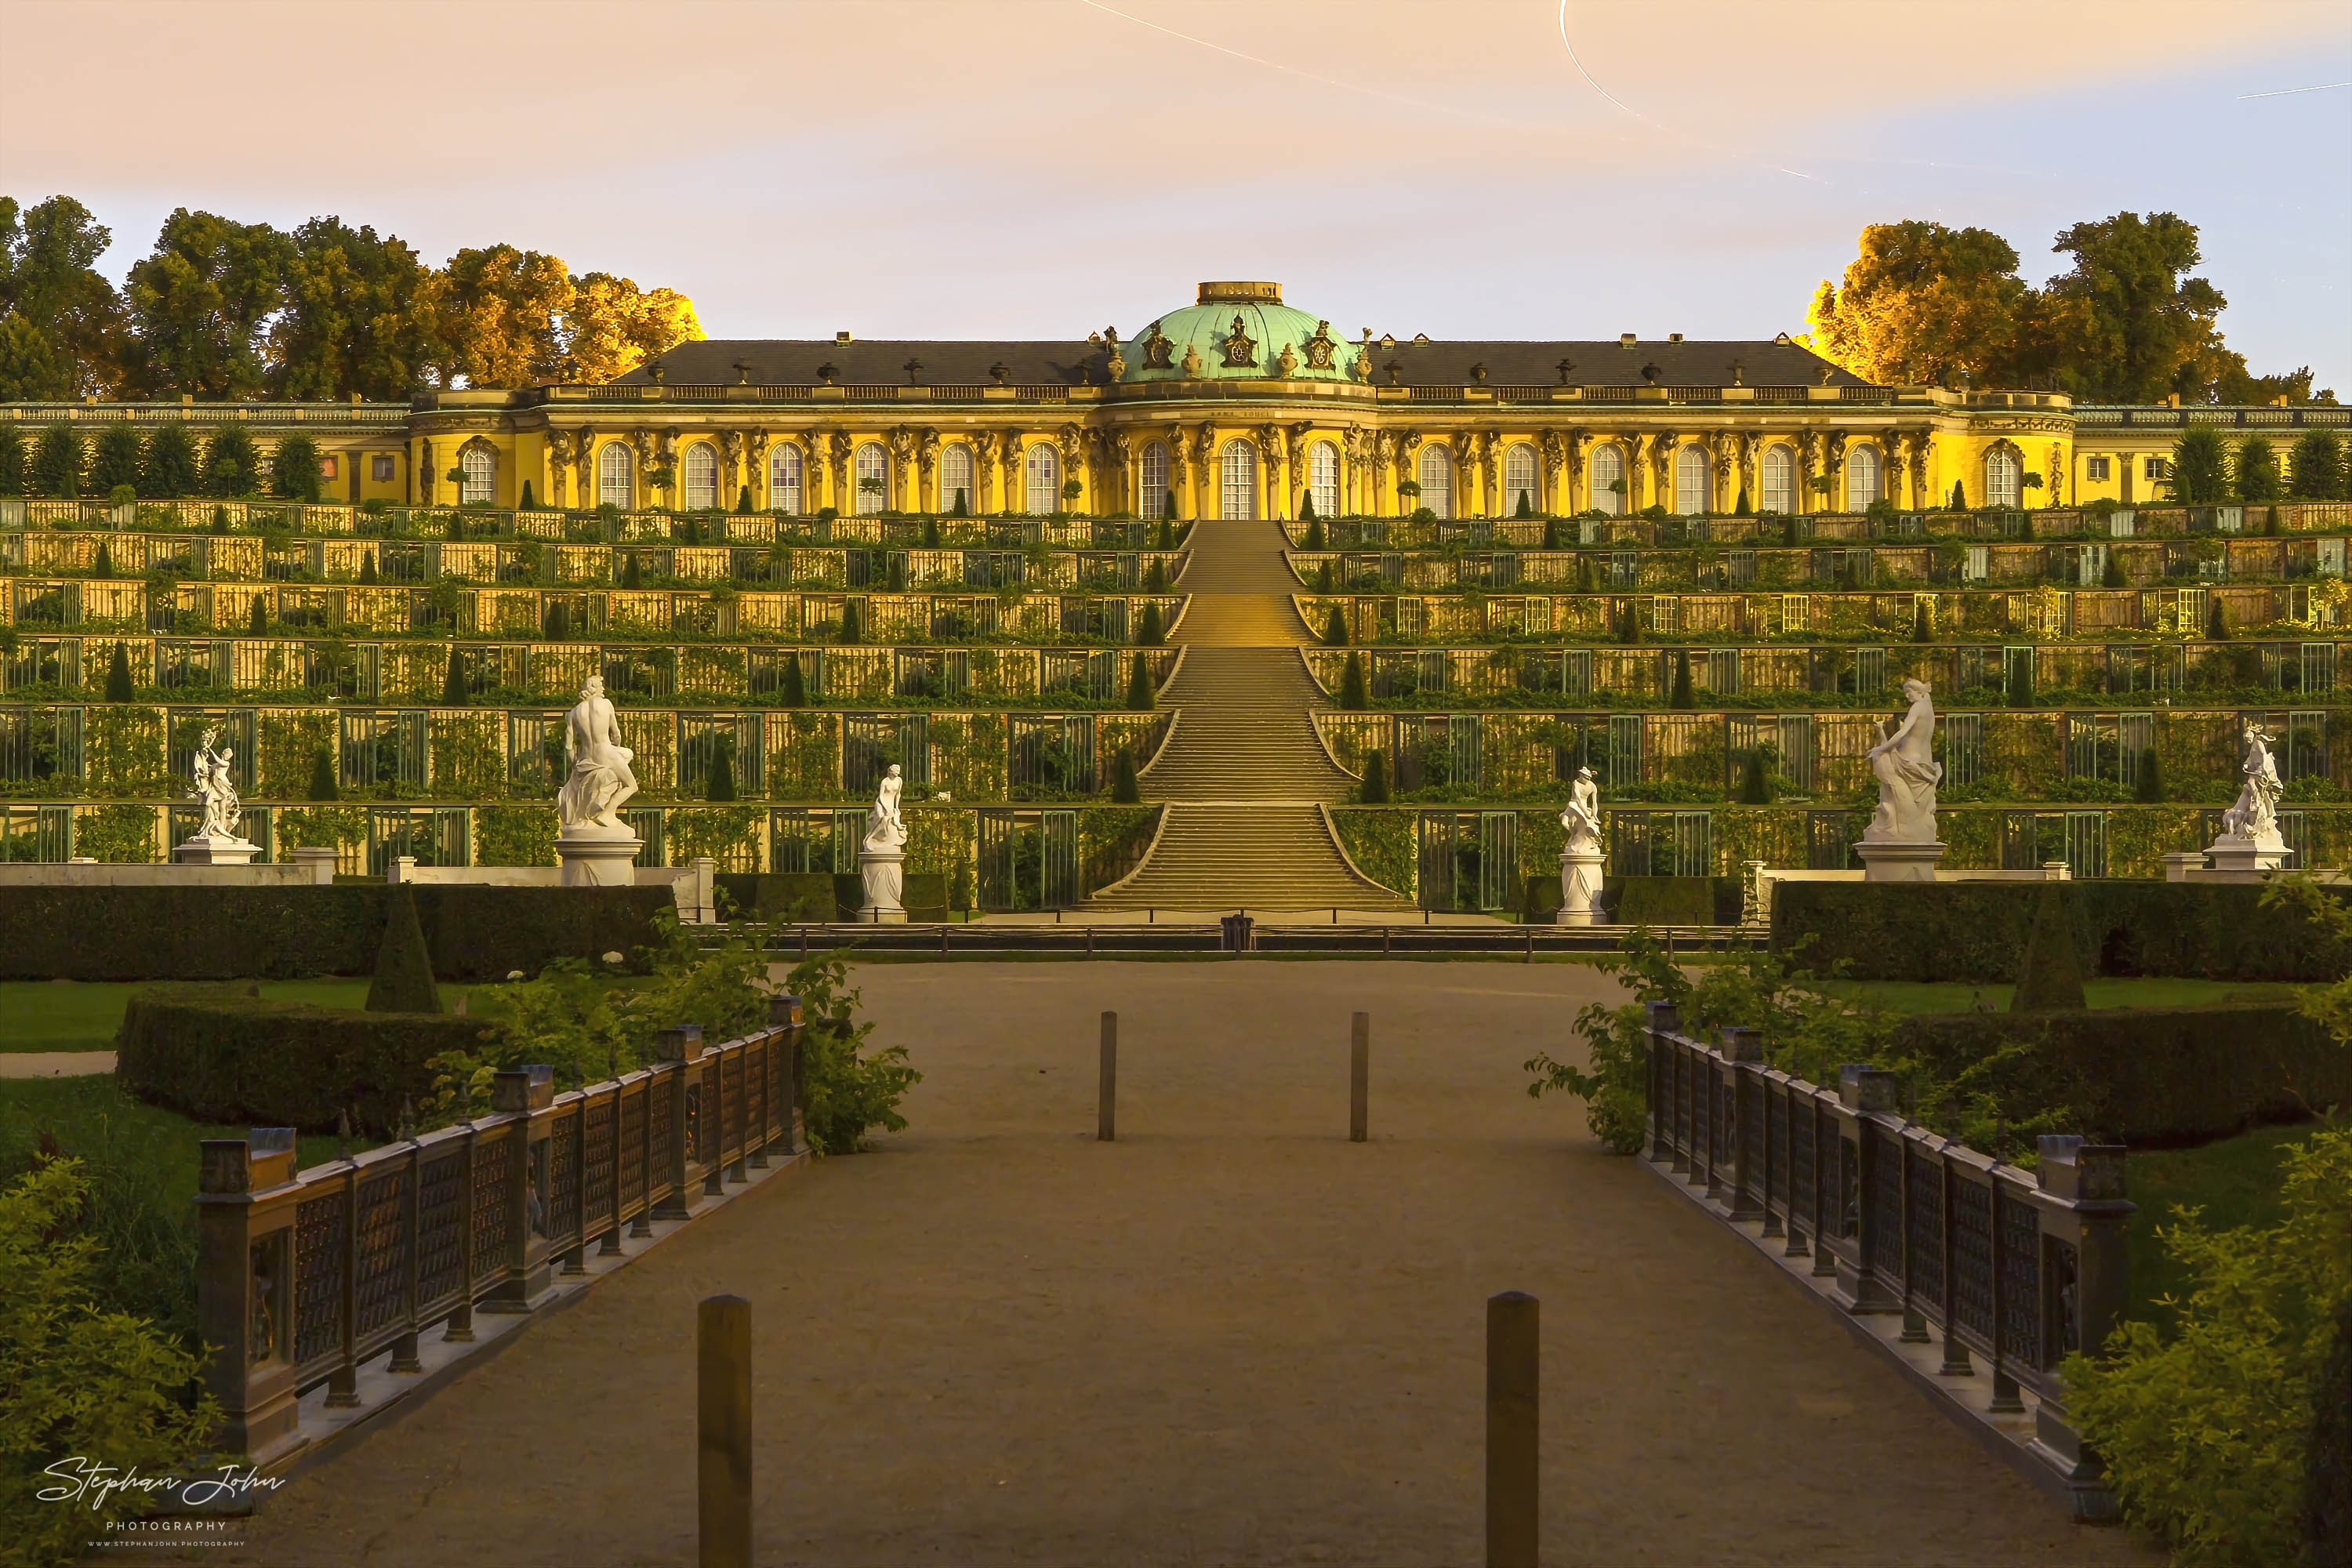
<box><xmin>2122</xmin><ymin>1120</ymin><xmax>2328</xmax><ymax>1327</ymax></box>
<box><xmin>0</xmin><ymin>978</ymin><xmax>494</xmax><ymax>1053</ymax></box>
<box><xmin>0</xmin><ymin>1075</ymin><xmax>362</xmax><ymax>1194</ymax></box>
<box><xmin>1814</xmin><ymin>977</ymin><xmax>2305</xmax><ymax>1016</ymax></box>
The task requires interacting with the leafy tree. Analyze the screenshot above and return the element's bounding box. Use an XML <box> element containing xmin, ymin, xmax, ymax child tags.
<box><xmin>136</xmin><ymin>421</ymin><xmax>198</xmax><ymax>497</ymax></box>
<box><xmin>786</xmin><ymin>952</ymin><xmax>919</xmax><ymax>1155</ymax></box>
<box><xmin>2290</xmin><ymin>430</ymin><xmax>2347</xmax><ymax>500</ymax></box>
<box><xmin>0</xmin><ymin>194</ymin><xmax>128</xmax><ymax>397</ymax></box>
<box><xmin>1109</xmin><ymin>748</ymin><xmax>1140</xmax><ymax>804</ymax></box>
<box><xmin>270</xmin><ymin>433</ymin><xmax>322</xmax><ymax>501</ymax></box>
<box><xmin>428</xmin><ymin>244</ymin><xmax>572</xmax><ymax>388</ymax></box>
<box><xmin>2172</xmin><ymin>426</ymin><xmax>2229</xmax><ymax>504</ymax></box>
<box><xmin>124</xmin><ymin>208</ymin><xmax>292</xmax><ymax>397</ymax></box>
<box><xmin>2036</xmin><ymin>211</ymin><xmax>2227</xmax><ymax>403</ymax></box>
<box><xmin>270</xmin><ymin>216</ymin><xmax>437</xmax><ymax>399</ymax></box>
<box><xmin>104</xmin><ymin>641</ymin><xmax>133</xmax><ymax>702</ymax></box>
<box><xmin>557</xmin><ymin>269</ymin><xmax>701</xmax><ymax>383</ymax></box>
<box><xmin>1125</xmin><ymin>652</ymin><xmax>1153</xmax><ymax>710</ymax></box>
<box><xmin>1340</xmin><ymin>650</ymin><xmax>1367</xmax><ymax>710</ymax></box>
<box><xmin>0</xmin><ymin>424</ymin><xmax>24</xmax><ymax>495</ymax></box>
<box><xmin>27</xmin><ymin>424</ymin><xmax>83</xmax><ymax>497</ymax></box>
<box><xmin>1322</xmin><ymin>604</ymin><xmax>1348</xmax><ymax>646</ymax></box>
<box><xmin>87</xmin><ymin>422</ymin><xmax>143</xmax><ymax>494</ymax></box>
<box><xmin>1807</xmin><ymin>221</ymin><xmax>2031</xmax><ymax>386</ymax></box>
<box><xmin>0</xmin><ymin>1157</ymin><xmax>223</xmax><ymax>1568</ymax></box>
<box><xmin>201</xmin><ymin>426</ymin><xmax>259</xmax><ymax>498</ymax></box>
<box><xmin>2233</xmin><ymin>436</ymin><xmax>2281</xmax><ymax>503</ymax></box>
<box><xmin>1359</xmin><ymin>747</ymin><xmax>1389</xmax><ymax>804</ymax></box>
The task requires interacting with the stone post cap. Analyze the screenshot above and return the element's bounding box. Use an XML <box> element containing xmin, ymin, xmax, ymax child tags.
<box><xmin>767</xmin><ymin>993</ymin><xmax>804</xmax><ymax>1029</ymax></box>
<box><xmin>655</xmin><ymin>1024</ymin><xmax>706</xmax><ymax>1062</ymax></box>
<box><xmin>1643</xmin><ymin>999</ymin><xmax>1681</xmax><ymax>1034</ymax></box>
<box><xmin>492</xmin><ymin>1065</ymin><xmax>555</xmax><ymax>1112</ymax></box>
<box><xmin>1719</xmin><ymin>1026</ymin><xmax>1764</xmax><ymax>1062</ymax></box>
<box><xmin>201</xmin><ymin>1128</ymin><xmax>297</xmax><ymax>1193</ymax></box>
<box><xmin>2036</xmin><ymin>1135</ymin><xmax>2129</xmax><ymax>1201</ymax></box>
<box><xmin>1838</xmin><ymin>1064</ymin><xmax>1899</xmax><ymax>1113</ymax></box>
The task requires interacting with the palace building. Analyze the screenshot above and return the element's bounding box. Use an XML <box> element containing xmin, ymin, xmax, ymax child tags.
<box><xmin>42</xmin><ymin>281</ymin><xmax>2313</xmax><ymax>522</ymax></box>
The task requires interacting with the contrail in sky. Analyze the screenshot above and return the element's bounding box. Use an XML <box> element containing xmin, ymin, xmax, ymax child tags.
<box><xmin>2237</xmin><ymin>81</ymin><xmax>2350</xmax><ymax>99</ymax></box>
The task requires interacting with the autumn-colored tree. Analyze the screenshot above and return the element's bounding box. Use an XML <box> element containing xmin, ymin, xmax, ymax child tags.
<box><xmin>125</xmin><ymin>208</ymin><xmax>293</xmax><ymax>397</ymax></box>
<box><xmin>1806</xmin><ymin>221</ymin><xmax>2030</xmax><ymax>387</ymax></box>
<box><xmin>270</xmin><ymin>217</ymin><xmax>440</xmax><ymax>401</ymax></box>
<box><xmin>561</xmin><ymin>270</ymin><xmax>702</xmax><ymax>383</ymax></box>
<box><xmin>428</xmin><ymin>245</ymin><xmax>573</xmax><ymax>388</ymax></box>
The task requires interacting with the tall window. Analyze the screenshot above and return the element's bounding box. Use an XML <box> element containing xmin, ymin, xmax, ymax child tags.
<box><xmin>1985</xmin><ymin>448</ymin><xmax>2021</xmax><ymax>508</ymax></box>
<box><xmin>682</xmin><ymin>441</ymin><xmax>719</xmax><ymax>510</ymax></box>
<box><xmin>1140</xmin><ymin>441</ymin><xmax>1169</xmax><ymax>517</ymax></box>
<box><xmin>1417</xmin><ymin>444</ymin><xmax>1453</xmax><ymax>518</ymax></box>
<box><xmin>1308</xmin><ymin>440</ymin><xmax>1340</xmax><ymax>517</ymax></box>
<box><xmin>1674</xmin><ymin>445</ymin><xmax>1711</xmax><ymax>516</ymax></box>
<box><xmin>1025</xmin><ymin>444</ymin><xmax>1061</xmax><ymax>514</ymax></box>
<box><xmin>940</xmin><ymin>443</ymin><xmax>974</xmax><ymax>514</ymax></box>
<box><xmin>1760</xmin><ymin>445</ymin><xmax>1794</xmax><ymax>514</ymax></box>
<box><xmin>1846</xmin><ymin>445</ymin><xmax>1882</xmax><ymax>512</ymax></box>
<box><xmin>459</xmin><ymin>444</ymin><xmax>495</xmax><ymax>505</ymax></box>
<box><xmin>1590</xmin><ymin>443</ymin><xmax>1625</xmax><ymax>515</ymax></box>
<box><xmin>1220</xmin><ymin>439</ymin><xmax>1258</xmax><ymax>519</ymax></box>
<box><xmin>1504</xmin><ymin>443</ymin><xmax>1537</xmax><ymax>516</ymax></box>
<box><xmin>597</xmin><ymin>442</ymin><xmax>633</xmax><ymax>509</ymax></box>
<box><xmin>768</xmin><ymin>444</ymin><xmax>802</xmax><ymax>514</ymax></box>
<box><xmin>854</xmin><ymin>441</ymin><xmax>887</xmax><ymax>514</ymax></box>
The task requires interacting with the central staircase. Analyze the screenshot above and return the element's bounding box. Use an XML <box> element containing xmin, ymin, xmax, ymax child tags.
<box><xmin>1088</xmin><ymin>518</ymin><xmax>1411</xmax><ymax>914</ymax></box>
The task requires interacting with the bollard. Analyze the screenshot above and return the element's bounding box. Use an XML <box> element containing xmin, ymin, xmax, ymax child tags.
<box><xmin>1098</xmin><ymin>1011</ymin><xmax>1117</xmax><ymax>1142</ymax></box>
<box><xmin>1349</xmin><ymin>1012</ymin><xmax>1369</xmax><ymax>1143</ymax></box>
<box><xmin>698</xmin><ymin>1294</ymin><xmax>752</xmax><ymax>1568</ymax></box>
<box><xmin>1486</xmin><ymin>1290</ymin><xmax>1538</xmax><ymax>1568</ymax></box>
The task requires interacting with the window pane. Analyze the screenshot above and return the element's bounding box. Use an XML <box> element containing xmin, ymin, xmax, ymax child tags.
<box><xmin>1675</xmin><ymin>445</ymin><xmax>1709</xmax><ymax>515</ymax></box>
<box><xmin>1221</xmin><ymin>441</ymin><xmax>1257</xmax><ymax>520</ymax></box>
<box><xmin>597</xmin><ymin>444</ymin><xmax>633</xmax><ymax>509</ymax></box>
<box><xmin>1592</xmin><ymin>445</ymin><xmax>1624</xmax><ymax>516</ymax></box>
<box><xmin>1761</xmin><ymin>446</ymin><xmax>1792</xmax><ymax>514</ymax></box>
<box><xmin>941</xmin><ymin>444</ymin><xmax>973</xmax><ymax>513</ymax></box>
<box><xmin>1309</xmin><ymin>440</ymin><xmax>1340</xmax><ymax>517</ymax></box>
<box><xmin>683</xmin><ymin>442</ymin><xmax>717</xmax><ymax>510</ymax></box>
<box><xmin>1418</xmin><ymin>445</ymin><xmax>1451</xmax><ymax>518</ymax></box>
<box><xmin>769</xmin><ymin>445</ymin><xmax>802</xmax><ymax>514</ymax></box>
<box><xmin>1504</xmin><ymin>443</ymin><xmax>1537</xmax><ymax>514</ymax></box>
<box><xmin>1025</xmin><ymin>445</ymin><xmax>1060</xmax><ymax>514</ymax></box>
<box><xmin>459</xmin><ymin>445</ymin><xmax>495</xmax><ymax>504</ymax></box>
<box><xmin>1846</xmin><ymin>446</ymin><xmax>1880</xmax><ymax>511</ymax></box>
<box><xmin>855</xmin><ymin>442</ymin><xmax>887</xmax><ymax>515</ymax></box>
<box><xmin>1141</xmin><ymin>441</ymin><xmax>1169</xmax><ymax>517</ymax></box>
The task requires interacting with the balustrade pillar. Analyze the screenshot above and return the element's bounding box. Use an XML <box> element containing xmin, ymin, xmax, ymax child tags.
<box><xmin>481</xmin><ymin>1065</ymin><xmax>555</xmax><ymax>1313</ymax></box>
<box><xmin>653</xmin><ymin>1025</ymin><xmax>704</xmax><ymax>1220</ymax></box>
<box><xmin>194</xmin><ymin>1130</ymin><xmax>305</xmax><ymax>1464</ymax></box>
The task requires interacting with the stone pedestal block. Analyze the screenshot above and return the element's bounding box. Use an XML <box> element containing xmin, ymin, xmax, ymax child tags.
<box><xmin>857</xmin><ymin>840</ymin><xmax>906</xmax><ymax>923</ymax></box>
<box><xmin>1855</xmin><ymin>840</ymin><xmax>1945</xmax><ymax>883</ymax></box>
<box><xmin>173</xmin><ymin>833</ymin><xmax>262</xmax><ymax>866</ymax></box>
<box><xmin>1555</xmin><ymin>848</ymin><xmax>1607</xmax><ymax>925</ymax></box>
<box><xmin>557</xmin><ymin>830</ymin><xmax>643</xmax><ymax>887</ymax></box>
<box><xmin>2205</xmin><ymin>834</ymin><xmax>2289</xmax><ymax>878</ymax></box>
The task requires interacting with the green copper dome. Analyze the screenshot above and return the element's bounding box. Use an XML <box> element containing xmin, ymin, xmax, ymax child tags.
<box><xmin>1115</xmin><ymin>283</ymin><xmax>1365</xmax><ymax>383</ymax></box>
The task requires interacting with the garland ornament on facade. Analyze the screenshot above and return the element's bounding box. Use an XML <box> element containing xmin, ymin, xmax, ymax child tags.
<box><xmin>1856</xmin><ymin>677</ymin><xmax>1944</xmax><ymax>882</ymax></box>
<box><xmin>1219</xmin><ymin>314</ymin><xmax>1257</xmax><ymax>368</ymax></box>
<box><xmin>555</xmin><ymin>673</ymin><xmax>643</xmax><ymax>887</ymax></box>
<box><xmin>1141</xmin><ymin>321</ymin><xmax>1173</xmax><ymax>369</ymax></box>
<box><xmin>1302</xmin><ymin>321</ymin><xmax>1338</xmax><ymax>369</ymax></box>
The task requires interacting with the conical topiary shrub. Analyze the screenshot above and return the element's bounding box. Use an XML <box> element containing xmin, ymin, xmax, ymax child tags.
<box><xmin>1126</xmin><ymin>652</ymin><xmax>1154</xmax><ymax>710</ymax></box>
<box><xmin>1323</xmin><ymin>605</ymin><xmax>1348</xmax><ymax>646</ymax></box>
<box><xmin>1359</xmin><ymin>749</ymin><xmax>1389</xmax><ymax>804</ymax></box>
<box><xmin>307</xmin><ymin>744</ymin><xmax>339</xmax><ymax>801</ymax></box>
<box><xmin>2011</xmin><ymin>884</ymin><xmax>2086</xmax><ymax>1013</ymax></box>
<box><xmin>1110</xmin><ymin>748</ymin><xmax>1140</xmax><ymax>804</ymax></box>
<box><xmin>105</xmin><ymin>641</ymin><xmax>133</xmax><ymax>702</ymax></box>
<box><xmin>1138</xmin><ymin>601</ymin><xmax>1163</xmax><ymax>646</ymax></box>
<box><xmin>780</xmin><ymin>651</ymin><xmax>806</xmax><ymax>706</ymax></box>
<box><xmin>441</xmin><ymin>647</ymin><xmax>467</xmax><ymax>706</ymax></box>
<box><xmin>365</xmin><ymin>885</ymin><xmax>441</xmax><ymax>1014</ymax></box>
<box><xmin>1340</xmin><ymin>650</ymin><xmax>1367</xmax><ymax>710</ymax></box>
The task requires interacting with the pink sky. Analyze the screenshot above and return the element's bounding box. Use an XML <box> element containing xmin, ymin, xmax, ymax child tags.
<box><xmin>4</xmin><ymin>0</ymin><xmax>2347</xmax><ymax>386</ymax></box>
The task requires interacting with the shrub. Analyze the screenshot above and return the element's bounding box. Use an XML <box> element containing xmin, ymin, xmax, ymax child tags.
<box><xmin>28</xmin><ymin>424</ymin><xmax>84</xmax><ymax>497</ymax></box>
<box><xmin>306</xmin><ymin>744</ymin><xmax>339</xmax><ymax>801</ymax></box>
<box><xmin>1737</xmin><ymin>747</ymin><xmax>1771</xmax><ymax>804</ymax></box>
<box><xmin>1911</xmin><ymin>598</ymin><xmax>1932</xmax><ymax>641</ymax></box>
<box><xmin>788</xmin><ymin>953</ymin><xmax>919</xmax><ymax>1154</ymax></box>
<box><xmin>2136</xmin><ymin>747</ymin><xmax>2164</xmax><ymax>803</ymax></box>
<box><xmin>0</xmin><ymin>1157</ymin><xmax>222</xmax><ymax>1568</ymax></box>
<box><xmin>201</xmin><ymin>427</ymin><xmax>258</xmax><ymax>499</ymax></box>
<box><xmin>838</xmin><ymin>598</ymin><xmax>859</xmax><ymax>643</ymax></box>
<box><xmin>270</xmin><ymin>434</ymin><xmax>322</xmax><ymax>501</ymax></box>
<box><xmin>1323</xmin><ymin>604</ymin><xmax>1348</xmax><ymax>646</ymax></box>
<box><xmin>104</xmin><ymin>640</ymin><xmax>134</xmax><ymax>702</ymax></box>
<box><xmin>1303</xmin><ymin>513</ymin><xmax>1323</xmax><ymax>549</ymax></box>
<box><xmin>2012</xmin><ymin>884</ymin><xmax>2086</xmax><ymax>1011</ymax></box>
<box><xmin>1339</xmin><ymin>650</ymin><xmax>1367</xmax><ymax>710</ymax></box>
<box><xmin>1138</xmin><ymin>601</ymin><xmax>1163</xmax><ymax>646</ymax></box>
<box><xmin>89</xmin><ymin>423</ymin><xmax>143</xmax><ymax>495</ymax></box>
<box><xmin>2064</xmin><ymin>1123</ymin><xmax>2352</xmax><ymax>1568</ymax></box>
<box><xmin>1359</xmin><ymin>749</ymin><xmax>1389</xmax><ymax>804</ymax></box>
<box><xmin>779</xmin><ymin>651</ymin><xmax>806</xmax><ymax>706</ymax></box>
<box><xmin>1125</xmin><ymin>652</ymin><xmax>1153</xmax><ymax>710</ymax></box>
<box><xmin>2289</xmin><ymin>430</ymin><xmax>2346</xmax><ymax>501</ymax></box>
<box><xmin>1109</xmin><ymin>748</ymin><xmax>1140</xmax><ymax>804</ymax></box>
<box><xmin>1668</xmin><ymin>649</ymin><xmax>1693</xmax><ymax>710</ymax></box>
<box><xmin>365</xmin><ymin>885</ymin><xmax>441</xmax><ymax>1013</ymax></box>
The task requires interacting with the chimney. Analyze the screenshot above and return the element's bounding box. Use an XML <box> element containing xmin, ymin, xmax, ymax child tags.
<box><xmin>1620</xmin><ymin>333</ymin><xmax>1637</xmax><ymax>347</ymax></box>
<box><xmin>835</xmin><ymin>331</ymin><xmax>853</xmax><ymax>344</ymax></box>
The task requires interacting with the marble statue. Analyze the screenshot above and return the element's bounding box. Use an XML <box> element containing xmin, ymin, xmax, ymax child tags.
<box><xmin>1559</xmin><ymin>767</ymin><xmax>1604</xmax><ymax>854</ymax></box>
<box><xmin>1555</xmin><ymin>766</ymin><xmax>1606</xmax><ymax>925</ymax></box>
<box><xmin>557</xmin><ymin>675</ymin><xmax>639</xmax><ymax>834</ymax></box>
<box><xmin>857</xmin><ymin>764</ymin><xmax>909</xmax><ymax>922</ymax></box>
<box><xmin>2219</xmin><ymin>722</ymin><xmax>2284</xmax><ymax>848</ymax></box>
<box><xmin>191</xmin><ymin>728</ymin><xmax>241</xmax><ymax>840</ymax></box>
<box><xmin>1863</xmin><ymin>678</ymin><xmax>1942</xmax><ymax>844</ymax></box>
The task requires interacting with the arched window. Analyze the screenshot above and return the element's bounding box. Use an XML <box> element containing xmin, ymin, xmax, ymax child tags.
<box><xmin>1760</xmin><ymin>445</ymin><xmax>1794</xmax><ymax>514</ymax></box>
<box><xmin>1139</xmin><ymin>441</ymin><xmax>1169</xmax><ymax>518</ymax></box>
<box><xmin>1984</xmin><ymin>447</ymin><xmax>2021</xmax><ymax>509</ymax></box>
<box><xmin>1504</xmin><ymin>443</ymin><xmax>1538</xmax><ymax>516</ymax></box>
<box><xmin>854</xmin><ymin>441</ymin><xmax>887</xmax><ymax>515</ymax></box>
<box><xmin>940</xmin><ymin>443</ymin><xmax>974</xmax><ymax>514</ymax></box>
<box><xmin>1674</xmin><ymin>445</ymin><xmax>1711</xmax><ymax>516</ymax></box>
<box><xmin>597</xmin><ymin>442</ymin><xmax>634</xmax><ymax>510</ymax></box>
<box><xmin>1589</xmin><ymin>443</ymin><xmax>1625</xmax><ymax>516</ymax></box>
<box><xmin>768</xmin><ymin>444</ymin><xmax>803</xmax><ymax>514</ymax></box>
<box><xmin>1025</xmin><ymin>444</ymin><xmax>1061</xmax><ymax>514</ymax></box>
<box><xmin>1220</xmin><ymin>439</ymin><xmax>1258</xmax><ymax>519</ymax></box>
<box><xmin>1417</xmin><ymin>444</ymin><xmax>1453</xmax><ymax>518</ymax></box>
<box><xmin>1846</xmin><ymin>445</ymin><xmax>1882</xmax><ymax>512</ymax></box>
<box><xmin>682</xmin><ymin>441</ymin><xmax>719</xmax><ymax>510</ymax></box>
<box><xmin>459</xmin><ymin>443</ymin><xmax>496</xmax><ymax>505</ymax></box>
<box><xmin>1308</xmin><ymin>440</ymin><xmax>1341</xmax><ymax>517</ymax></box>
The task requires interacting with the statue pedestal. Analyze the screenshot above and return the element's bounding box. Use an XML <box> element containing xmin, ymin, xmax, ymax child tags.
<box><xmin>557</xmin><ymin>829</ymin><xmax>642</xmax><ymax>887</ymax></box>
<box><xmin>173</xmin><ymin>833</ymin><xmax>261</xmax><ymax>866</ymax></box>
<box><xmin>857</xmin><ymin>839</ymin><xmax>906</xmax><ymax>923</ymax></box>
<box><xmin>1856</xmin><ymin>840</ymin><xmax>1944</xmax><ymax>883</ymax></box>
<box><xmin>1555</xmin><ymin>848</ymin><xmax>1606</xmax><ymax>925</ymax></box>
<box><xmin>2205</xmin><ymin>834</ymin><xmax>2290</xmax><ymax>879</ymax></box>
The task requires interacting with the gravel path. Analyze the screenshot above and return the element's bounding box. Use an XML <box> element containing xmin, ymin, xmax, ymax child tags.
<box><xmin>199</xmin><ymin>960</ymin><xmax>2158</xmax><ymax>1566</ymax></box>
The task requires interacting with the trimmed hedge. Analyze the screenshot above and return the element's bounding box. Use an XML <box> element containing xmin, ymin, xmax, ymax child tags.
<box><xmin>1523</xmin><ymin>875</ymin><xmax>1741</xmax><ymax>924</ymax></box>
<box><xmin>0</xmin><ymin>885</ymin><xmax>673</xmax><ymax>982</ymax></box>
<box><xmin>1773</xmin><ymin>880</ymin><xmax>2352</xmax><ymax>982</ymax></box>
<box><xmin>1893</xmin><ymin>1004</ymin><xmax>2352</xmax><ymax>1145</ymax></box>
<box><xmin>717</xmin><ymin>872</ymin><xmax>950</xmax><ymax>924</ymax></box>
<box><xmin>116</xmin><ymin>988</ymin><xmax>496</xmax><ymax>1134</ymax></box>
